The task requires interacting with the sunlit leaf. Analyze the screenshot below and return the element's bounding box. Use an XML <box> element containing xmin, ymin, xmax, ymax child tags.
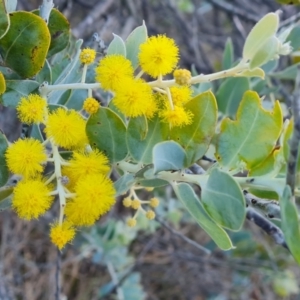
<box><xmin>216</xmin><ymin>91</ymin><xmax>282</xmax><ymax>171</ymax></box>
<box><xmin>243</xmin><ymin>13</ymin><xmax>279</xmax><ymax>61</ymax></box>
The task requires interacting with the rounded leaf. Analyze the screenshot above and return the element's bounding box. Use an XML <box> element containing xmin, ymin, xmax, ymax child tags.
<box><xmin>243</xmin><ymin>13</ymin><xmax>279</xmax><ymax>61</ymax></box>
<box><xmin>86</xmin><ymin>107</ymin><xmax>127</xmax><ymax>162</ymax></box>
<box><xmin>201</xmin><ymin>168</ymin><xmax>245</xmax><ymax>231</ymax></box>
<box><xmin>32</xmin><ymin>8</ymin><xmax>70</xmax><ymax>57</ymax></box>
<box><xmin>0</xmin><ymin>11</ymin><xmax>51</xmax><ymax>78</ymax></box>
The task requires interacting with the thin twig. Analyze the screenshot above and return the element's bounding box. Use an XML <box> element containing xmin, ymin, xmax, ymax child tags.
<box><xmin>246</xmin><ymin>207</ymin><xmax>288</xmax><ymax>250</ymax></box>
<box><xmin>55</xmin><ymin>249</ymin><xmax>61</xmax><ymax>300</ymax></box>
<box><xmin>243</xmin><ymin>190</ymin><xmax>281</xmax><ymax>219</ymax></box>
<box><xmin>155</xmin><ymin>217</ymin><xmax>211</xmax><ymax>255</ymax></box>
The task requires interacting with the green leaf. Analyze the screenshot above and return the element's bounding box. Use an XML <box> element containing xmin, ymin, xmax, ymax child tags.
<box><xmin>64</xmin><ymin>89</ymin><xmax>88</xmax><ymax>110</ymax></box>
<box><xmin>114</xmin><ymin>174</ymin><xmax>135</xmax><ymax>196</ymax></box>
<box><xmin>269</xmin><ymin>62</ymin><xmax>300</xmax><ymax>80</ymax></box>
<box><xmin>0</xmin><ymin>0</ymin><xmax>9</xmax><ymax>39</ymax></box>
<box><xmin>0</xmin><ymin>132</ymin><xmax>9</xmax><ymax>187</ymax></box>
<box><xmin>216</xmin><ymin>77</ymin><xmax>249</xmax><ymax>117</ymax></box>
<box><xmin>170</xmin><ymin>91</ymin><xmax>217</xmax><ymax>165</ymax></box>
<box><xmin>136</xmin><ymin>178</ymin><xmax>168</xmax><ymax>188</ymax></box>
<box><xmin>280</xmin><ymin>186</ymin><xmax>300</xmax><ymax>264</ymax></box>
<box><xmin>243</xmin><ymin>13</ymin><xmax>279</xmax><ymax>61</ymax></box>
<box><xmin>201</xmin><ymin>168</ymin><xmax>245</xmax><ymax>230</ymax></box>
<box><xmin>48</xmin><ymin>39</ymin><xmax>83</xmax><ymax>104</ymax></box>
<box><xmin>286</xmin><ymin>25</ymin><xmax>300</xmax><ymax>50</ymax></box>
<box><xmin>107</xmin><ymin>33</ymin><xmax>126</xmax><ymax>56</ymax></box>
<box><xmin>36</xmin><ymin>59</ymin><xmax>52</xmax><ymax>84</ymax></box>
<box><xmin>174</xmin><ymin>182</ymin><xmax>234</xmax><ymax>250</ymax></box>
<box><xmin>86</xmin><ymin>107</ymin><xmax>127</xmax><ymax>163</ymax></box>
<box><xmin>0</xmin><ymin>185</ymin><xmax>13</xmax><ymax>202</ymax></box>
<box><xmin>2</xmin><ymin>80</ymin><xmax>39</xmax><ymax>107</ymax></box>
<box><xmin>30</xmin><ymin>124</ymin><xmax>44</xmax><ymax>142</ymax></box>
<box><xmin>153</xmin><ymin>141</ymin><xmax>187</xmax><ymax>174</ymax></box>
<box><xmin>0</xmin><ymin>11</ymin><xmax>51</xmax><ymax>78</ymax></box>
<box><xmin>216</xmin><ymin>91</ymin><xmax>282</xmax><ymax>171</ymax></box>
<box><xmin>249</xmin><ymin>36</ymin><xmax>278</xmax><ymax>70</ymax></box>
<box><xmin>33</xmin><ymin>8</ymin><xmax>70</xmax><ymax>58</ymax></box>
<box><xmin>222</xmin><ymin>38</ymin><xmax>234</xmax><ymax>70</ymax></box>
<box><xmin>0</xmin><ymin>71</ymin><xmax>5</xmax><ymax>95</ymax></box>
<box><xmin>125</xmin><ymin>22</ymin><xmax>147</xmax><ymax>69</ymax></box>
<box><xmin>127</xmin><ymin>115</ymin><xmax>169</xmax><ymax>164</ymax></box>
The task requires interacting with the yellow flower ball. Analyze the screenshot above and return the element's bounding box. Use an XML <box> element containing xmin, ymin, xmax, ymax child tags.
<box><xmin>150</xmin><ymin>197</ymin><xmax>159</xmax><ymax>208</ymax></box>
<box><xmin>113</xmin><ymin>78</ymin><xmax>157</xmax><ymax>118</ymax></box>
<box><xmin>95</xmin><ymin>55</ymin><xmax>134</xmax><ymax>91</ymax></box>
<box><xmin>160</xmin><ymin>105</ymin><xmax>193</xmax><ymax>128</ymax></box>
<box><xmin>139</xmin><ymin>35</ymin><xmax>179</xmax><ymax>78</ymax></box>
<box><xmin>173</xmin><ymin>69</ymin><xmax>191</xmax><ymax>86</ymax></box>
<box><xmin>146</xmin><ymin>210</ymin><xmax>155</xmax><ymax>220</ymax></box>
<box><xmin>79</xmin><ymin>48</ymin><xmax>96</xmax><ymax>64</ymax></box>
<box><xmin>5</xmin><ymin>138</ymin><xmax>47</xmax><ymax>178</ymax></box>
<box><xmin>83</xmin><ymin>97</ymin><xmax>100</xmax><ymax>114</ymax></box>
<box><xmin>17</xmin><ymin>94</ymin><xmax>48</xmax><ymax>124</ymax></box>
<box><xmin>45</xmin><ymin>108</ymin><xmax>88</xmax><ymax>149</ymax></box>
<box><xmin>127</xmin><ymin>218</ymin><xmax>137</xmax><ymax>227</ymax></box>
<box><xmin>50</xmin><ymin>221</ymin><xmax>76</xmax><ymax>250</ymax></box>
<box><xmin>65</xmin><ymin>174</ymin><xmax>116</xmax><ymax>226</ymax></box>
<box><xmin>123</xmin><ymin>197</ymin><xmax>132</xmax><ymax>208</ymax></box>
<box><xmin>170</xmin><ymin>86</ymin><xmax>192</xmax><ymax>106</ymax></box>
<box><xmin>62</xmin><ymin>150</ymin><xmax>110</xmax><ymax>188</ymax></box>
<box><xmin>131</xmin><ymin>199</ymin><xmax>141</xmax><ymax>210</ymax></box>
<box><xmin>12</xmin><ymin>179</ymin><xmax>54</xmax><ymax>220</ymax></box>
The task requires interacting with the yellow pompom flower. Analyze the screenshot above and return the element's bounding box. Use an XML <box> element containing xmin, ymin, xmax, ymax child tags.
<box><xmin>113</xmin><ymin>78</ymin><xmax>157</xmax><ymax>118</ymax></box>
<box><xmin>62</xmin><ymin>150</ymin><xmax>110</xmax><ymax>187</ymax></box>
<box><xmin>170</xmin><ymin>86</ymin><xmax>192</xmax><ymax>106</ymax></box>
<box><xmin>45</xmin><ymin>108</ymin><xmax>88</xmax><ymax>149</ymax></box>
<box><xmin>150</xmin><ymin>197</ymin><xmax>159</xmax><ymax>208</ymax></box>
<box><xmin>131</xmin><ymin>199</ymin><xmax>141</xmax><ymax>210</ymax></box>
<box><xmin>79</xmin><ymin>48</ymin><xmax>96</xmax><ymax>65</ymax></box>
<box><xmin>127</xmin><ymin>218</ymin><xmax>137</xmax><ymax>227</ymax></box>
<box><xmin>83</xmin><ymin>97</ymin><xmax>100</xmax><ymax>114</ymax></box>
<box><xmin>146</xmin><ymin>210</ymin><xmax>155</xmax><ymax>220</ymax></box>
<box><xmin>123</xmin><ymin>197</ymin><xmax>132</xmax><ymax>207</ymax></box>
<box><xmin>50</xmin><ymin>221</ymin><xmax>76</xmax><ymax>250</ymax></box>
<box><xmin>6</xmin><ymin>138</ymin><xmax>47</xmax><ymax>178</ymax></box>
<box><xmin>160</xmin><ymin>105</ymin><xmax>193</xmax><ymax>128</ymax></box>
<box><xmin>12</xmin><ymin>179</ymin><xmax>54</xmax><ymax>220</ymax></box>
<box><xmin>139</xmin><ymin>35</ymin><xmax>179</xmax><ymax>78</ymax></box>
<box><xmin>95</xmin><ymin>55</ymin><xmax>134</xmax><ymax>91</ymax></box>
<box><xmin>16</xmin><ymin>94</ymin><xmax>48</xmax><ymax>124</ymax></box>
<box><xmin>65</xmin><ymin>174</ymin><xmax>116</xmax><ymax>226</ymax></box>
<box><xmin>173</xmin><ymin>69</ymin><xmax>192</xmax><ymax>85</ymax></box>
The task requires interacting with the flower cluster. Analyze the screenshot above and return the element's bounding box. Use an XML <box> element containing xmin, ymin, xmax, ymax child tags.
<box><xmin>95</xmin><ymin>35</ymin><xmax>194</xmax><ymax>127</ymax></box>
<box><xmin>5</xmin><ymin>93</ymin><xmax>116</xmax><ymax>250</ymax></box>
<box><xmin>122</xmin><ymin>192</ymin><xmax>160</xmax><ymax>227</ymax></box>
